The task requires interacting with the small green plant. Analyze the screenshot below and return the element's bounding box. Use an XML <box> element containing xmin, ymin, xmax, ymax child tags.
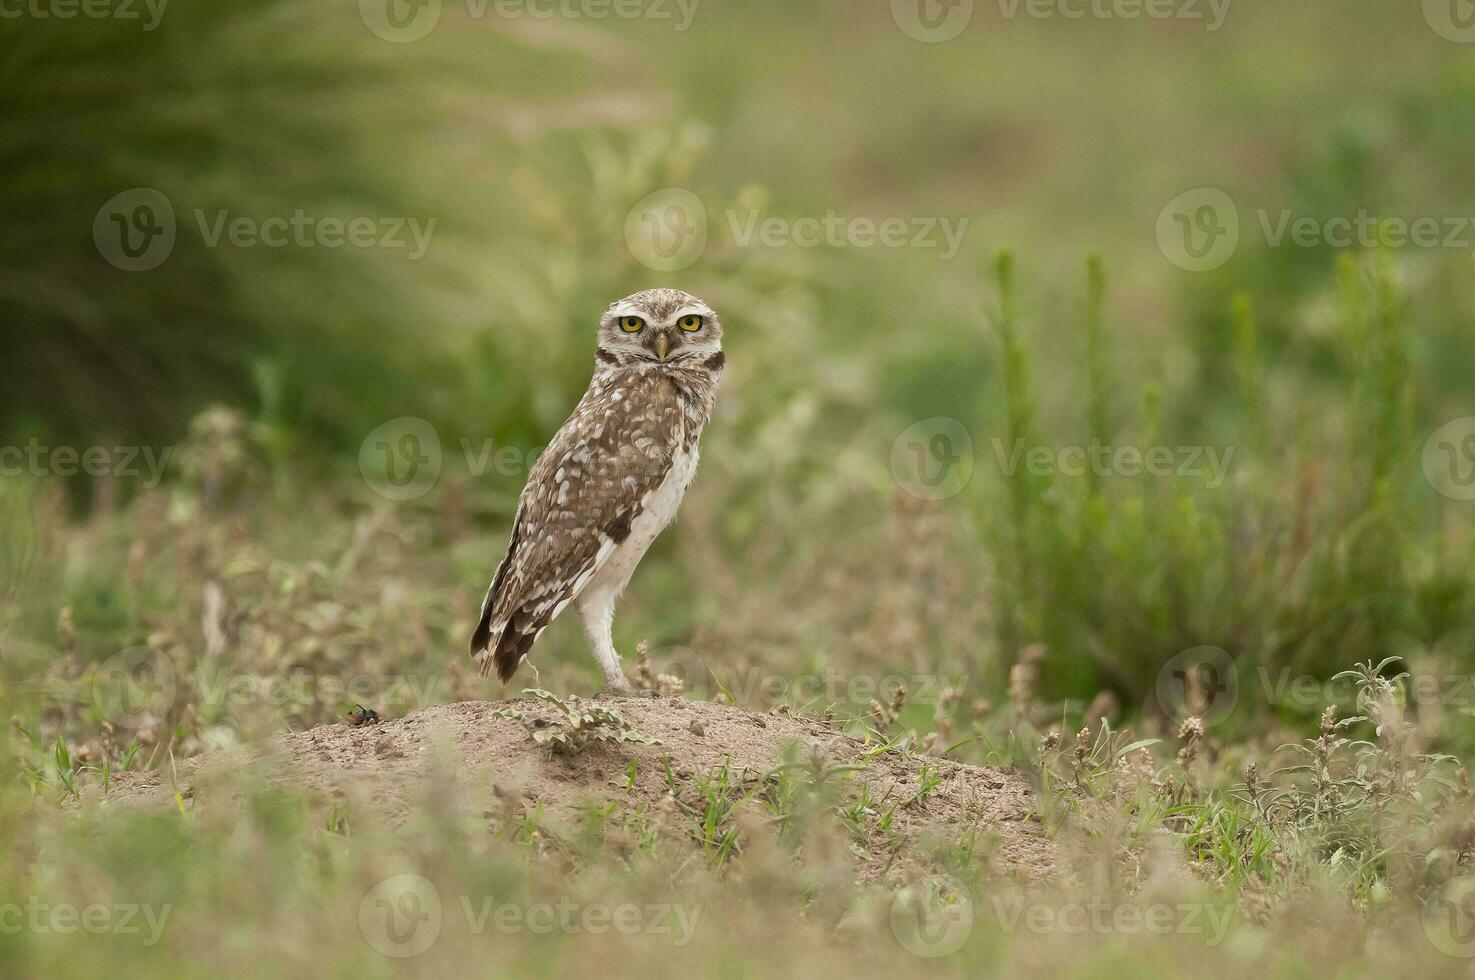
<box><xmin>493</xmin><ymin>689</ymin><xmax>660</xmax><ymax>756</ymax></box>
<box><xmin>903</xmin><ymin>763</ymin><xmax>943</xmax><ymax>808</ymax></box>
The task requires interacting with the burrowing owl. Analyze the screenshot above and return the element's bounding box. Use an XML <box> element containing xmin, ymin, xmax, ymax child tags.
<box><xmin>469</xmin><ymin>288</ymin><xmax>724</xmax><ymax>692</ymax></box>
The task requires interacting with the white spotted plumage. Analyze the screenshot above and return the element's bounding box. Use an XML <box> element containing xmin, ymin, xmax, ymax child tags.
<box><xmin>469</xmin><ymin>289</ymin><xmax>724</xmax><ymax>691</ymax></box>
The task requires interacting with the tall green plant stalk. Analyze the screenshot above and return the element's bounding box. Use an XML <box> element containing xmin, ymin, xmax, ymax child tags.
<box><xmin>1231</xmin><ymin>292</ymin><xmax>1265</xmax><ymax>453</ymax></box>
<box><xmin>1084</xmin><ymin>254</ymin><xmax>1111</xmax><ymax>503</ymax></box>
<box><xmin>990</xmin><ymin>250</ymin><xmax>1043</xmax><ymax>659</ymax></box>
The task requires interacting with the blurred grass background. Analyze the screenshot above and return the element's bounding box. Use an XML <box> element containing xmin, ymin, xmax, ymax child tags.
<box><xmin>5</xmin><ymin>0</ymin><xmax>1475</xmax><ymax>732</ymax></box>
<box><xmin>5</xmin><ymin>2</ymin><xmax>1475</xmax><ymax>976</ymax></box>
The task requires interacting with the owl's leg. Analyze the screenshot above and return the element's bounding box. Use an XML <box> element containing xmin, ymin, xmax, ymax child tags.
<box><xmin>578</xmin><ymin>592</ymin><xmax>635</xmax><ymax>692</ymax></box>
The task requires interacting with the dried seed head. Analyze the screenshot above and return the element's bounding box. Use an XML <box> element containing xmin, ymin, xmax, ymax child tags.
<box><xmin>1134</xmin><ymin>747</ymin><xmax>1155</xmax><ymax>777</ymax></box>
<box><xmin>1319</xmin><ymin>705</ymin><xmax>1337</xmax><ymax>736</ymax></box>
<box><xmin>1009</xmin><ymin>645</ymin><xmax>1047</xmax><ymax>711</ymax></box>
<box><xmin>1074</xmin><ymin>727</ymin><xmax>1091</xmax><ymax>763</ymax></box>
<box><xmin>634</xmin><ymin>640</ymin><xmax>654</xmax><ymax>688</ymax></box>
<box><xmin>1042</xmin><ymin>729</ymin><xmax>1061</xmax><ymax>751</ymax></box>
<box><xmin>1009</xmin><ymin>663</ymin><xmax>1036</xmax><ymax>709</ymax></box>
<box><xmin>1177</xmin><ymin>716</ymin><xmax>1205</xmax><ymax>744</ymax></box>
<box><xmin>889</xmin><ymin>684</ymin><xmax>908</xmax><ymax>718</ymax></box>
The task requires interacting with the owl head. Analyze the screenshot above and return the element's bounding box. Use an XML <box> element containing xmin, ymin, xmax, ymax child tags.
<box><xmin>596</xmin><ymin>288</ymin><xmax>722</xmax><ymax>367</ymax></box>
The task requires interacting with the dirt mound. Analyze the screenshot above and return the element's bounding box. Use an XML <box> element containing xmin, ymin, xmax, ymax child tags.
<box><xmin>101</xmin><ymin>695</ymin><xmax>1053</xmax><ymax>881</ymax></box>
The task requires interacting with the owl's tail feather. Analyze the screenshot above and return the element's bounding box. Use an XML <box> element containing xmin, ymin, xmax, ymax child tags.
<box><xmin>469</xmin><ymin>613</ymin><xmax>528</xmax><ymax>684</ymax></box>
<box><xmin>492</xmin><ymin>631</ymin><xmax>531</xmax><ymax>684</ymax></box>
<box><xmin>470</xmin><ymin>607</ymin><xmax>502</xmax><ymax>678</ymax></box>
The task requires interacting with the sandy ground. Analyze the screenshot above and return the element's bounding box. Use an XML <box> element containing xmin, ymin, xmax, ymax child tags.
<box><xmin>99</xmin><ymin>696</ymin><xmax>1054</xmax><ymax>881</ymax></box>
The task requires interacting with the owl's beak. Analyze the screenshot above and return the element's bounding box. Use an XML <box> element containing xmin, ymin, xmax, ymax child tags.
<box><xmin>654</xmin><ymin>333</ymin><xmax>669</xmax><ymax>362</ymax></box>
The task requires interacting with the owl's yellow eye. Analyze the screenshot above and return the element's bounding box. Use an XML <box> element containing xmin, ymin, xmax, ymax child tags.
<box><xmin>619</xmin><ymin>315</ymin><xmax>645</xmax><ymax>333</ymax></box>
<box><xmin>677</xmin><ymin>314</ymin><xmax>703</xmax><ymax>332</ymax></box>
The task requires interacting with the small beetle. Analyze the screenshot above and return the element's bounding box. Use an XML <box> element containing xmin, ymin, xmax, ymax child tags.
<box><xmin>345</xmin><ymin>704</ymin><xmax>380</xmax><ymax>727</ymax></box>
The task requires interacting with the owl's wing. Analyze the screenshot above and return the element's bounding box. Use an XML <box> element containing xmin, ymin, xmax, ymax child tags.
<box><xmin>469</xmin><ymin>374</ymin><xmax>681</xmax><ymax>682</ymax></box>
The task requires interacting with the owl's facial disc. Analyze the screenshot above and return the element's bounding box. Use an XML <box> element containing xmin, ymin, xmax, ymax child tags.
<box><xmin>597</xmin><ymin>290</ymin><xmax>721</xmax><ymax>367</ymax></box>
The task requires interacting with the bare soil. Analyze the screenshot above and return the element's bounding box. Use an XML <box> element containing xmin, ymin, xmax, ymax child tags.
<box><xmin>100</xmin><ymin>696</ymin><xmax>1054</xmax><ymax>882</ymax></box>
